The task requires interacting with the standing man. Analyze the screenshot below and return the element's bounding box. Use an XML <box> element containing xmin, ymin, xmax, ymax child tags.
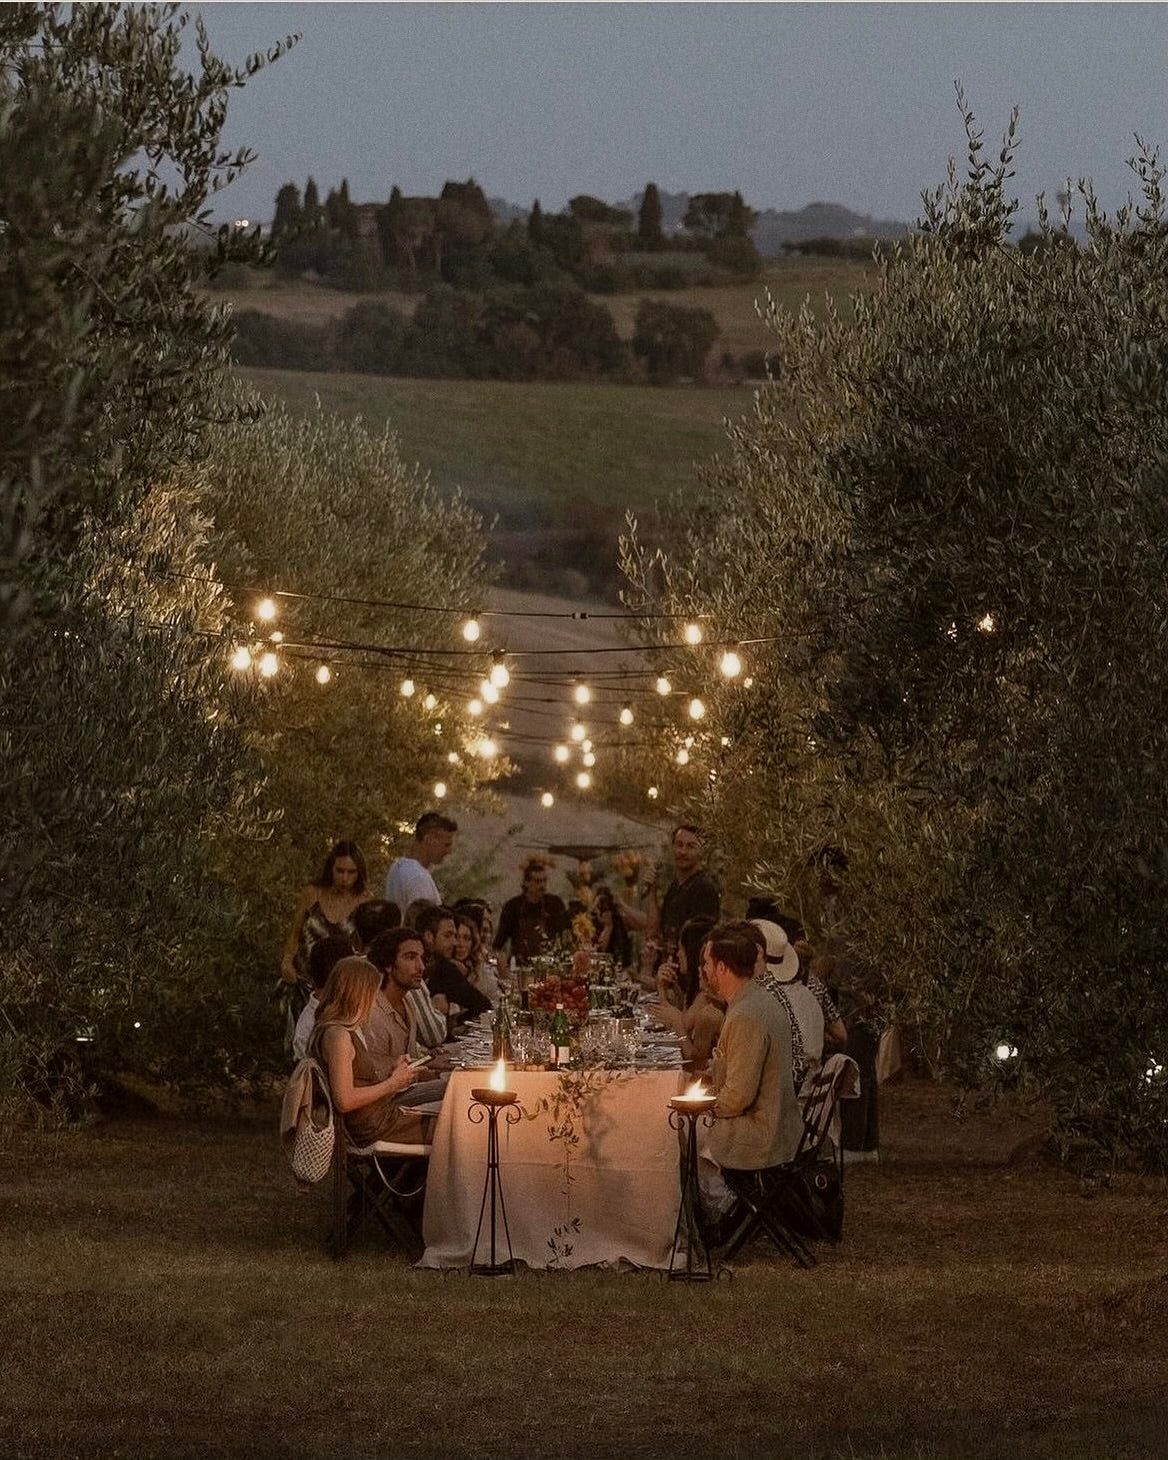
<box><xmin>618</xmin><ymin>824</ymin><xmax>720</xmax><ymax>966</ymax></box>
<box><xmin>383</xmin><ymin>811</ymin><xmax>457</xmax><ymax>917</ymax></box>
<box><xmin>701</xmin><ymin>920</ymin><xmax>802</xmax><ymax>1178</ymax></box>
<box><xmin>492</xmin><ymin>858</ymin><xmax>569</xmax><ymax>979</ymax></box>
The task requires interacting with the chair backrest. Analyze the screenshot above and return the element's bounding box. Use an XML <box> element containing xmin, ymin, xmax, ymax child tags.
<box><xmin>795</xmin><ymin>1054</ymin><xmax>861</xmax><ymax>1162</ymax></box>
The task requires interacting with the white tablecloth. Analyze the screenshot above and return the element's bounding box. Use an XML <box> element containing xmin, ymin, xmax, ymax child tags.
<box><xmin>419</xmin><ymin>1068</ymin><xmax>688</xmax><ymax>1270</ymax></box>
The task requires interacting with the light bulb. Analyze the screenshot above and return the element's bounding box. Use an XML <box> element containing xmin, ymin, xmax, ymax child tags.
<box><xmin>479</xmin><ymin>737</ymin><xmax>498</xmax><ymax>759</ymax></box>
<box><xmin>468</xmin><ymin>698</ymin><xmax>483</xmax><ymax>717</ymax></box>
<box><xmin>269</xmin><ymin>630</ymin><xmax>284</xmax><ymax>644</ymax></box>
<box><xmin>581</xmin><ymin>739</ymin><xmax>592</xmax><ymax>753</ymax></box>
<box><xmin>258</xmin><ymin>651</ymin><xmax>279</xmax><ymax>678</ymax></box>
<box><xmin>647</xmin><ymin>785</ymin><xmax>659</xmax><ymax>800</ymax></box>
<box><xmin>688</xmin><ymin>697</ymin><xmax>706</xmax><ymax>720</ymax></box>
<box><xmin>576</xmin><ymin>771</ymin><xmax>592</xmax><ymax>790</ymax></box>
<box><xmin>582</xmin><ymin>751</ymin><xmax>596</xmax><ymax>768</ymax></box>
<box><xmin>570</xmin><ymin>722</ymin><xmax>586</xmax><ymax>743</ymax></box>
<box><xmin>315</xmin><ymin>663</ymin><xmax>331</xmax><ymax>685</ymax></box>
<box><xmin>400</xmin><ymin>678</ymin><xmax>416</xmax><ymax>698</ymax></box>
<box><xmin>978</xmin><ymin>612</ymin><xmax>997</xmax><ymax>634</ymax></box>
<box><xmin>540</xmin><ymin>791</ymin><xmax>554</xmax><ymax>808</ymax></box>
<box><xmin>655</xmin><ymin>675</ymin><xmax>672</xmax><ymax>696</ymax></box>
<box><xmin>255</xmin><ymin>596</ymin><xmax>277</xmax><ymax>622</ymax></box>
<box><xmin>229</xmin><ymin>645</ymin><xmax>252</xmax><ymax>671</ymax></box>
<box><xmin>462</xmin><ymin>616</ymin><xmax>481</xmax><ymax>643</ymax></box>
<box><xmin>720</xmin><ymin>649</ymin><xmax>742</xmax><ymax>678</ymax></box>
<box><xmin>423</xmin><ymin>692</ymin><xmax>437</xmax><ymax>711</ymax></box>
<box><xmin>573</xmin><ymin>682</ymin><xmax>592</xmax><ymax>705</ymax></box>
<box><xmin>684</xmin><ymin>622</ymin><xmax>703</xmax><ymax>645</ymax></box>
<box><xmin>489</xmin><ymin>660</ymin><xmax>510</xmax><ymax>689</ymax></box>
<box><xmin>447</xmin><ymin>751</ymin><xmax>460</xmax><ymax>764</ymax></box>
<box><xmin>676</xmin><ymin>747</ymin><xmax>690</xmax><ymax>766</ymax></box>
<box><xmin>481</xmin><ymin>681</ymin><xmax>500</xmax><ymax>705</ymax></box>
<box><xmin>619</xmin><ymin>705</ymin><xmax>634</xmax><ymax>726</ymax></box>
<box><xmin>433</xmin><ymin>781</ymin><xmax>447</xmax><ymax>799</ymax></box>
<box><xmin>553</xmin><ymin>744</ymin><xmax>570</xmax><ymax>763</ymax></box>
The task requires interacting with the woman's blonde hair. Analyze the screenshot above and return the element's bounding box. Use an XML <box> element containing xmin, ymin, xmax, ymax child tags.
<box><xmin>315</xmin><ymin>956</ymin><xmax>381</xmax><ymax>1029</ymax></box>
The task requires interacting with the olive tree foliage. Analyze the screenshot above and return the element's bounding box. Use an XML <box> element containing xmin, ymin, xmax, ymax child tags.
<box><xmin>200</xmin><ymin>395</ymin><xmax>507</xmax><ymax>952</ymax></box>
<box><xmin>0</xmin><ymin>5</ymin><xmax>295</xmax><ymax>1101</ymax></box>
<box><xmin>620</xmin><ymin>100</ymin><xmax>1168</xmax><ymax>1167</ymax></box>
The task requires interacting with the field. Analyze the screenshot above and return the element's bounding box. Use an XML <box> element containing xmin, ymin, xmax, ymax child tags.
<box><xmin>4</xmin><ymin>1077</ymin><xmax>1166</xmax><ymax>1459</ymax></box>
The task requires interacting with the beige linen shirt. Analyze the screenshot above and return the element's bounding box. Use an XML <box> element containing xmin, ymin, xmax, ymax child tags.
<box><xmin>708</xmin><ymin>977</ymin><xmax>802</xmax><ymax>1170</ymax></box>
<box><xmin>362</xmin><ymin>989</ymin><xmax>417</xmax><ymax>1081</ymax></box>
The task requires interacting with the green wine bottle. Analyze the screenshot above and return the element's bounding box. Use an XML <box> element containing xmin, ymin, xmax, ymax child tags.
<box><xmin>549</xmin><ymin>1002</ymin><xmax>572</xmax><ymax>1069</ymax></box>
<box><xmin>492</xmin><ymin>992</ymin><xmax>513</xmax><ymax>1063</ymax></box>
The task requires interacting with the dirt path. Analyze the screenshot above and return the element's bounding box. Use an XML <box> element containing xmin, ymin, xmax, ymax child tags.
<box><xmin>446</xmin><ymin>585</ymin><xmax>666</xmax><ymax>903</ymax></box>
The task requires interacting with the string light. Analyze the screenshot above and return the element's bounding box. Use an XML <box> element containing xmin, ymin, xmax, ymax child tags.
<box><xmin>576</xmin><ymin>770</ymin><xmax>592</xmax><ymax>790</ymax></box>
<box><xmin>255</xmin><ymin>597</ymin><xmax>277</xmax><ymax>622</ymax></box>
<box><xmin>400</xmin><ymin>678</ymin><xmax>416</xmax><ymax>698</ymax></box>
<box><xmin>462</xmin><ymin>615</ymin><xmax>481</xmax><ymax>643</ymax></box>
<box><xmin>468</xmin><ymin>698</ymin><xmax>484</xmax><ymax>717</ymax></box>
<box><xmin>655</xmin><ymin>675</ymin><xmax>672</xmax><ymax>696</ymax></box>
<box><xmin>314</xmin><ymin>663</ymin><xmax>332</xmax><ymax>685</ymax></box>
<box><xmin>676</xmin><ymin>747</ymin><xmax>690</xmax><ymax>765</ymax></box>
<box><xmin>433</xmin><ymin>781</ymin><xmax>447</xmax><ymax>798</ymax></box>
<box><xmin>489</xmin><ymin>657</ymin><xmax>511</xmax><ymax>689</ymax></box>
<box><xmin>481</xmin><ymin>681</ymin><xmax>500</xmax><ymax>705</ymax></box>
<box><xmin>684</xmin><ymin>622</ymin><xmax>703</xmax><ymax>645</ymax></box>
<box><xmin>720</xmin><ymin>649</ymin><xmax>742</xmax><ymax>678</ymax></box>
<box><xmin>423</xmin><ymin>692</ymin><xmax>438</xmax><ymax>710</ymax></box>
<box><xmin>229</xmin><ymin>645</ymin><xmax>252</xmax><ymax>671</ymax></box>
<box><xmin>978</xmin><ymin>612</ymin><xmax>997</xmax><ymax>634</ymax></box>
<box><xmin>269</xmin><ymin>630</ymin><xmax>284</xmax><ymax>644</ymax></box>
<box><xmin>573</xmin><ymin>681</ymin><xmax>592</xmax><ymax>705</ymax></box>
<box><xmin>553</xmin><ymin>744</ymin><xmax>570</xmax><ymax>763</ymax></box>
<box><xmin>993</xmin><ymin>1041</ymin><xmax>1019</xmax><ymax>1062</ymax></box>
<box><xmin>540</xmin><ymin>791</ymin><xmax>555</xmax><ymax>808</ymax></box>
<box><xmin>478</xmin><ymin>737</ymin><xmax>499</xmax><ymax>759</ymax></box>
<box><xmin>569</xmin><ymin>722</ymin><xmax>587</xmax><ymax>743</ymax></box>
<box><xmin>447</xmin><ymin>751</ymin><xmax>460</xmax><ymax>764</ymax></box>
<box><xmin>688</xmin><ymin>697</ymin><xmax>706</xmax><ymax>720</ymax></box>
<box><xmin>258</xmin><ymin>650</ymin><xmax>279</xmax><ymax>678</ymax></box>
<box><xmin>619</xmin><ymin>705</ymin><xmax>634</xmax><ymax>726</ymax></box>
<box><xmin>581</xmin><ymin>739</ymin><xmax>593</xmax><ymax>753</ymax></box>
<box><xmin>582</xmin><ymin>751</ymin><xmax>596</xmax><ymax>768</ymax></box>
<box><xmin>647</xmin><ymin>785</ymin><xmax>659</xmax><ymax>799</ymax></box>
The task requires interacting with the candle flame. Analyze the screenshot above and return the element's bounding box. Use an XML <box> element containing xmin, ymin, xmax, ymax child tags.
<box><xmin>683</xmin><ymin>1079</ymin><xmax>708</xmax><ymax>1100</ymax></box>
<box><xmin>489</xmin><ymin>1058</ymin><xmax>507</xmax><ymax>1092</ymax></box>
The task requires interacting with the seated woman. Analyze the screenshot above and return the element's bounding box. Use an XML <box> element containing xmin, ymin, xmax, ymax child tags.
<box><xmin>452</xmin><ymin>905</ymin><xmax>501</xmax><ymax>1006</ymax></box>
<box><xmin>647</xmin><ymin>914</ymin><xmax>722</xmax><ymax>1069</ymax></box>
<box><xmin>312</xmin><ymin>956</ymin><xmax>428</xmax><ymax>1147</ymax></box>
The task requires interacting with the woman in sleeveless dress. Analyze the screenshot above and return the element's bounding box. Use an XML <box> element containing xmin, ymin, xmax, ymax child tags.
<box><xmin>280</xmin><ymin>840</ymin><xmax>373</xmax><ymax>1015</ymax></box>
<box><xmin>311</xmin><ymin>957</ymin><xmax>427</xmax><ymax>1146</ymax></box>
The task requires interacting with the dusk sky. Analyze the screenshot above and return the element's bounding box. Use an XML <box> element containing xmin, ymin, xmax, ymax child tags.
<box><xmin>197</xmin><ymin>3</ymin><xmax>1168</xmax><ymax>230</ymax></box>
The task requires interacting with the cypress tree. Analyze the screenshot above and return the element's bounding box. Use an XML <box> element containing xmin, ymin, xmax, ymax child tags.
<box><xmin>527</xmin><ymin>198</ymin><xmax>544</xmax><ymax>245</ymax></box>
<box><xmin>638</xmin><ymin>182</ymin><xmax>664</xmax><ymax>249</ymax></box>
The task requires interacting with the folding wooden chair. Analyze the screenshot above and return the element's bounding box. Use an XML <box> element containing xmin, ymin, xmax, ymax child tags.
<box><xmin>720</xmin><ymin>1054</ymin><xmax>860</xmax><ymax>1266</ymax></box>
<box><xmin>328</xmin><ymin>1133</ymin><xmax>433</xmax><ymax>1259</ymax></box>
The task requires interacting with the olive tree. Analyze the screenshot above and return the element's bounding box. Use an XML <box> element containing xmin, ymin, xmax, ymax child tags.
<box><xmin>620</xmin><ymin>99</ymin><xmax>1168</xmax><ymax>1168</ymax></box>
<box><xmin>0</xmin><ymin>5</ymin><xmax>293</xmax><ymax>1102</ymax></box>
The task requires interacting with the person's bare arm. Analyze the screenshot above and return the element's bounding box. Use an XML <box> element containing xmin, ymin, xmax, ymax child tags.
<box><xmin>321</xmin><ymin>1027</ymin><xmax>418</xmax><ymax>1112</ymax></box>
<box><xmin>280</xmin><ymin>885</ymin><xmax>313</xmax><ymax>984</ymax></box>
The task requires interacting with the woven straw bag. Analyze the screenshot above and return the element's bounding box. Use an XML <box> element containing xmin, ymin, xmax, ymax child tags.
<box><xmin>290</xmin><ymin>1060</ymin><xmax>335</xmax><ymax>1185</ymax></box>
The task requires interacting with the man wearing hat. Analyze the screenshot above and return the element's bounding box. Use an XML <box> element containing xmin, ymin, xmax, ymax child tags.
<box><xmin>750</xmin><ymin>919</ymin><xmax>826</xmax><ymax>1088</ymax></box>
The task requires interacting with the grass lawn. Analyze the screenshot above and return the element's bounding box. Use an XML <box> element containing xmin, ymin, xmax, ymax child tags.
<box><xmin>3</xmin><ymin>1078</ymin><xmax>1166</xmax><ymax>1459</ymax></box>
<box><xmin>239</xmin><ymin>368</ymin><xmax>751</xmax><ymax>523</ymax></box>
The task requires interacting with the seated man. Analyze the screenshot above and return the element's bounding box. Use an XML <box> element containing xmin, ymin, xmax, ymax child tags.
<box><xmin>292</xmin><ymin>932</ymin><xmax>353</xmax><ymax>1062</ymax></box>
<box><xmin>701</xmin><ymin>920</ymin><xmax>802</xmax><ymax>1188</ymax></box>
<box><xmin>353</xmin><ymin>900</ymin><xmax>445</xmax><ymax>1049</ymax></box>
<box><xmin>416</xmin><ymin>904</ymin><xmax>492</xmax><ymax>1028</ymax></box>
<box><xmin>364</xmin><ymin>927</ymin><xmax>451</xmax><ymax>1108</ymax></box>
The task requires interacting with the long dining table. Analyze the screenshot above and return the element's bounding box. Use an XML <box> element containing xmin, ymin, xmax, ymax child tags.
<box><xmin>418</xmin><ymin>1067</ymin><xmax>691</xmax><ymax>1270</ymax></box>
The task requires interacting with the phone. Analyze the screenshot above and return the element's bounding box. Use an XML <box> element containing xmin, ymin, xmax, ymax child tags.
<box><xmin>407</xmin><ymin>1053</ymin><xmax>433</xmax><ymax>1069</ymax></box>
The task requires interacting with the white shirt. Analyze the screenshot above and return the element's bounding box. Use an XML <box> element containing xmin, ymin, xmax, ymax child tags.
<box><xmin>383</xmin><ymin>856</ymin><xmax>440</xmax><ymax>917</ymax></box>
<box><xmin>292</xmin><ymin>993</ymin><xmax>319</xmax><ymax>1062</ymax></box>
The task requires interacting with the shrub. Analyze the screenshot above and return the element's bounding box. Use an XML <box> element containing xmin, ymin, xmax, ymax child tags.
<box><xmin>631</xmin><ymin>299</ymin><xmax>720</xmax><ymax>383</ymax></box>
<box><xmin>230</xmin><ymin>310</ymin><xmax>333</xmax><ymax>370</ymax></box>
<box><xmin>335</xmin><ymin>300</ymin><xmax>408</xmax><ymax>373</ymax></box>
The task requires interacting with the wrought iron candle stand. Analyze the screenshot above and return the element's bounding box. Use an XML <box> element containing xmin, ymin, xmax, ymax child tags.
<box><xmin>468</xmin><ymin>1087</ymin><xmax>524</xmax><ymax>1275</ymax></box>
<box><xmin>667</xmin><ymin>1095</ymin><xmax>719</xmax><ymax>1282</ymax></box>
